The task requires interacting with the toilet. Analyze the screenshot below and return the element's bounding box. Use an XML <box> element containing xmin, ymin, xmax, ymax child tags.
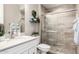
<box><xmin>37</xmin><ymin>44</ymin><xmax>51</xmax><ymax>54</ymax></box>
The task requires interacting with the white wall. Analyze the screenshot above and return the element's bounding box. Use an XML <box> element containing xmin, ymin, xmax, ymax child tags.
<box><xmin>0</xmin><ymin>5</ymin><xmax>3</xmax><ymax>24</ymax></box>
<box><xmin>25</xmin><ymin>4</ymin><xmax>39</xmax><ymax>35</ymax></box>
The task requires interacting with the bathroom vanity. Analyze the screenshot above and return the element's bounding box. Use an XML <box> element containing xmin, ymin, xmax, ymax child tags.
<box><xmin>0</xmin><ymin>36</ymin><xmax>40</xmax><ymax>54</ymax></box>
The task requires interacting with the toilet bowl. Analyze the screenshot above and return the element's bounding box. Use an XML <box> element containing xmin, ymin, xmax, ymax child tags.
<box><xmin>37</xmin><ymin>44</ymin><xmax>51</xmax><ymax>54</ymax></box>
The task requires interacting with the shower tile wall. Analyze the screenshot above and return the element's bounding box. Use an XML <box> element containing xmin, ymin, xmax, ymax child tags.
<box><xmin>41</xmin><ymin>6</ymin><xmax>49</xmax><ymax>43</ymax></box>
<box><xmin>42</xmin><ymin>5</ymin><xmax>77</xmax><ymax>53</ymax></box>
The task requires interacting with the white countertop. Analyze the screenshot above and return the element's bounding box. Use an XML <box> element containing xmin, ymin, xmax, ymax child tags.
<box><xmin>0</xmin><ymin>36</ymin><xmax>40</xmax><ymax>51</ymax></box>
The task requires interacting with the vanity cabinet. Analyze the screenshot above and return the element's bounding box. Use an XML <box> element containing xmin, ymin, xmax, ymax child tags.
<box><xmin>0</xmin><ymin>37</ymin><xmax>40</xmax><ymax>54</ymax></box>
<box><xmin>28</xmin><ymin>47</ymin><xmax>37</xmax><ymax>54</ymax></box>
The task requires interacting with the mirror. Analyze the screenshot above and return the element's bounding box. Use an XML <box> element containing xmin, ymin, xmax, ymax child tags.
<box><xmin>3</xmin><ymin>4</ymin><xmax>25</xmax><ymax>37</ymax></box>
<box><xmin>0</xmin><ymin>4</ymin><xmax>4</xmax><ymax>36</ymax></box>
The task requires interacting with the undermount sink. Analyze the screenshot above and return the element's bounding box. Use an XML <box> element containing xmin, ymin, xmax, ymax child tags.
<box><xmin>0</xmin><ymin>35</ymin><xmax>37</xmax><ymax>42</ymax></box>
<box><xmin>0</xmin><ymin>36</ymin><xmax>11</xmax><ymax>42</ymax></box>
<box><xmin>0</xmin><ymin>38</ymin><xmax>10</xmax><ymax>42</ymax></box>
<box><xmin>15</xmin><ymin>36</ymin><xmax>32</xmax><ymax>39</ymax></box>
<box><xmin>0</xmin><ymin>37</ymin><xmax>5</xmax><ymax>42</ymax></box>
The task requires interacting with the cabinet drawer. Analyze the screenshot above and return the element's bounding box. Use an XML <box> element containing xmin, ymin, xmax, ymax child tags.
<box><xmin>0</xmin><ymin>38</ymin><xmax>40</xmax><ymax>54</ymax></box>
<box><xmin>0</xmin><ymin>42</ymin><xmax>30</xmax><ymax>54</ymax></box>
<box><xmin>28</xmin><ymin>47</ymin><xmax>37</xmax><ymax>54</ymax></box>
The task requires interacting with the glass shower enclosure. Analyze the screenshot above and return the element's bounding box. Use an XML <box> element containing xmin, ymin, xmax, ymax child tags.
<box><xmin>41</xmin><ymin>4</ymin><xmax>77</xmax><ymax>54</ymax></box>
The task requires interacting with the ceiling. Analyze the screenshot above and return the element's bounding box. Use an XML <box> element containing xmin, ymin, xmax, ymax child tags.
<box><xmin>42</xmin><ymin>4</ymin><xmax>62</xmax><ymax>10</ymax></box>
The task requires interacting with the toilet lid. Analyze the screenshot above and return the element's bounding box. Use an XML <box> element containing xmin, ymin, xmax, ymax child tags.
<box><xmin>38</xmin><ymin>44</ymin><xmax>51</xmax><ymax>48</ymax></box>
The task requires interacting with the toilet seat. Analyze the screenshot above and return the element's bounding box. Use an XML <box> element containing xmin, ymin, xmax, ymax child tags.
<box><xmin>37</xmin><ymin>44</ymin><xmax>51</xmax><ymax>53</ymax></box>
<box><xmin>38</xmin><ymin>44</ymin><xmax>50</xmax><ymax>49</ymax></box>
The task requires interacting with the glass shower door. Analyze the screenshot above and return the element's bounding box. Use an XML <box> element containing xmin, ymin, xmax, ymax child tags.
<box><xmin>43</xmin><ymin>10</ymin><xmax>76</xmax><ymax>54</ymax></box>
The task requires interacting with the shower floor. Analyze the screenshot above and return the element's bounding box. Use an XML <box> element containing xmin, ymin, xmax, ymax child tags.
<box><xmin>49</xmin><ymin>45</ymin><xmax>78</xmax><ymax>54</ymax></box>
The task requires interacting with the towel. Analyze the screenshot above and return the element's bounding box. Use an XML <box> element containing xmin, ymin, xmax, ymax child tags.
<box><xmin>74</xmin><ymin>32</ymin><xmax>79</xmax><ymax>45</ymax></box>
<box><xmin>73</xmin><ymin>18</ymin><xmax>79</xmax><ymax>45</ymax></box>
